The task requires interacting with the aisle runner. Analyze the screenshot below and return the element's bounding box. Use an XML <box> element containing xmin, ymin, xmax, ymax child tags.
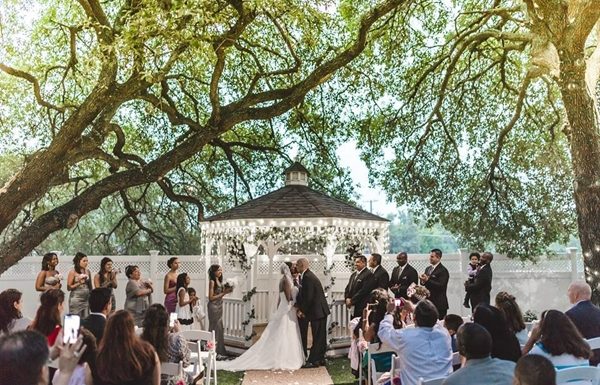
<box><xmin>241</xmin><ymin>367</ymin><xmax>333</xmax><ymax>385</ymax></box>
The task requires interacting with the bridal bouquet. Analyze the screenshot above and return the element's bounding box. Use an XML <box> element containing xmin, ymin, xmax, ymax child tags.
<box><xmin>224</xmin><ymin>277</ymin><xmax>237</xmax><ymax>290</ymax></box>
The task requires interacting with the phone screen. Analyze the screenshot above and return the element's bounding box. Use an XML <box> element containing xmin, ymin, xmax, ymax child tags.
<box><xmin>63</xmin><ymin>314</ymin><xmax>80</xmax><ymax>344</ymax></box>
<box><xmin>394</xmin><ymin>298</ymin><xmax>404</xmax><ymax>307</ymax></box>
<box><xmin>169</xmin><ymin>312</ymin><xmax>178</xmax><ymax>327</ymax></box>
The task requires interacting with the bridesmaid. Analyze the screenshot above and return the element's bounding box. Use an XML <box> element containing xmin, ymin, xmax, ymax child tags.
<box><xmin>35</xmin><ymin>252</ymin><xmax>61</xmax><ymax>292</ymax></box>
<box><xmin>94</xmin><ymin>257</ymin><xmax>119</xmax><ymax>312</ymax></box>
<box><xmin>207</xmin><ymin>264</ymin><xmax>232</xmax><ymax>359</ymax></box>
<box><xmin>67</xmin><ymin>252</ymin><xmax>92</xmax><ymax>317</ymax></box>
<box><xmin>163</xmin><ymin>257</ymin><xmax>179</xmax><ymax>313</ymax></box>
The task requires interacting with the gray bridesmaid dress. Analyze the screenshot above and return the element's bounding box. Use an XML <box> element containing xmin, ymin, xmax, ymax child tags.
<box><xmin>208</xmin><ymin>280</ymin><xmax>227</xmax><ymax>356</ymax></box>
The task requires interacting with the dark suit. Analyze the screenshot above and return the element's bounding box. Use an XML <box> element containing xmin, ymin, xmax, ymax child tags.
<box><xmin>422</xmin><ymin>263</ymin><xmax>449</xmax><ymax>319</ymax></box>
<box><xmin>389</xmin><ymin>263</ymin><xmax>418</xmax><ymax>299</ymax></box>
<box><xmin>81</xmin><ymin>313</ymin><xmax>106</xmax><ymax>343</ymax></box>
<box><xmin>344</xmin><ymin>268</ymin><xmax>375</xmax><ymax>318</ymax></box>
<box><xmin>296</xmin><ymin>269</ymin><xmax>330</xmax><ymax>364</ymax></box>
<box><xmin>465</xmin><ymin>263</ymin><xmax>492</xmax><ymax>310</ymax></box>
<box><xmin>371</xmin><ymin>265</ymin><xmax>390</xmax><ymax>290</ymax></box>
<box><xmin>566</xmin><ymin>300</ymin><xmax>600</xmax><ymax>366</ymax></box>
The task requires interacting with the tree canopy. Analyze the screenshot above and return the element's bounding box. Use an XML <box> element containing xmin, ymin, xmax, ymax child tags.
<box><xmin>0</xmin><ymin>0</ymin><xmax>406</xmax><ymax>270</ymax></box>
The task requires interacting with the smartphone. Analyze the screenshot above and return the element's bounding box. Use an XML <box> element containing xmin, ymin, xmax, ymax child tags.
<box><xmin>63</xmin><ymin>314</ymin><xmax>80</xmax><ymax>344</ymax></box>
<box><xmin>169</xmin><ymin>312</ymin><xmax>178</xmax><ymax>328</ymax></box>
<box><xmin>394</xmin><ymin>298</ymin><xmax>405</xmax><ymax>307</ymax></box>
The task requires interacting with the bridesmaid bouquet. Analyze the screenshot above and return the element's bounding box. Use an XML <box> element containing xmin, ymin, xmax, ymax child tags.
<box><xmin>45</xmin><ymin>274</ymin><xmax>62</xmax><ymax>286</ymax></box>
<box><xmin>223</xmin><ymin>277</ymin><xmax>237</xmax><ymax>290</ymax></box>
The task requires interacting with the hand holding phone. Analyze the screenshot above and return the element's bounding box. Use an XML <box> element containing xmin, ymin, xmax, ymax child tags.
<box><xmin>169</xmin><ymin>312</ymin><xmax>178</xmax><ymax>328</ymax></box>
<box><xmin>63</xmin><ymin>314</ymin><xmax>80</xmax><ymax>344</ymax></box>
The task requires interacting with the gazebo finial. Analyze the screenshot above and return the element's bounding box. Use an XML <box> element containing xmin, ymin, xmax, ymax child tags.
<box><xmin>283</xmin><ymin>161</ymin><xmax>309</xmax><ymax>186</ymax></box>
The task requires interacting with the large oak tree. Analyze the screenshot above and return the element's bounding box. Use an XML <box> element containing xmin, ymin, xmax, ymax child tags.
<box><xmin>0</xmin><ymin>0</ymin><xmax>406</xmax><ymax>272</ymax></box>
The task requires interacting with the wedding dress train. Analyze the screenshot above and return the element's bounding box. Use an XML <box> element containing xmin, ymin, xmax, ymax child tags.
<box><xmin>218</xmin><ymin>289</ymin><xmax>305</xmax><ymax>371</ymax></box>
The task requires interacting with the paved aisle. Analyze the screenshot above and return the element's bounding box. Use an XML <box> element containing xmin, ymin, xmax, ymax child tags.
<box><xmin>241</xmin><ymin>367</ymin><xmax>333</xmax><ymax>385</ymax></box>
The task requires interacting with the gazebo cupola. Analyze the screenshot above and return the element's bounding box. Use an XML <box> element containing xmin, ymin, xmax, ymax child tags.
<box><xmin>284</xmin><ymin>161</ymin><xmax>309</xmax><ymax>186</ymax></box>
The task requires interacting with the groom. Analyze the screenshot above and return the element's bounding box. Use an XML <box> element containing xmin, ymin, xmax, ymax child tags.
<box><xmin>295</xmin><ymin>257</ymin><xmax>330</xmax><ymax>368</ymax></box>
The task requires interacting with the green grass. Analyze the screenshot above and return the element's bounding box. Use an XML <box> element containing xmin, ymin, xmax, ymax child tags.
<box><xmin>217</xmin><ymin>370</ymin><xmax>244</xmax><ymax>384</ymax></box>
<box><xmin>327</xmin><ymin>356</ymin><xmax>356</xmax><ymax>385</ymax></box>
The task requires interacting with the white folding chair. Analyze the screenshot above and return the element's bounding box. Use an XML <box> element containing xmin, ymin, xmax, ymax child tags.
<box><xmin>179</xmin><ymin>329</ymin><xmax>217</xmax><ymax>385</ymax></box>
<box><xmin>184</xmin><ymin>339</ymin><xmax>205</xmax><ymax>379</ymax></box>
<box><xmin>367</xmin><ymin>341</ymin><xmax>396</xmax><ymax>385</ymax></box>
<box><xmin>358</xmin><ymin>328</ymin><xmax>365</xmax><ymax>385</ymax></box>
<box><xmin>161</xmin><ymin>360</ymin><xmax>184</xmax><ymax>376</ymax></box>
<box><xmin>418</xmin><ymin>377</ymin><xmax>446</xmax><ymax>385</ymax></box>
<box><xmin>556</xmin><ymin>366</ymin><xmax>600</xmax><ymax>385</ymax></box>
<box><xmin>587</xmin><ymin>337</ymin><xmax>600</xmax><ymax>350</ymax></box>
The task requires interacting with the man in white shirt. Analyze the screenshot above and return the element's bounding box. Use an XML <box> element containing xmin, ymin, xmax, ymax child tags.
<box><xmin>378</xmin><ymin>299</ymin><xmax>452</xmax><ymax>385</ymax></box>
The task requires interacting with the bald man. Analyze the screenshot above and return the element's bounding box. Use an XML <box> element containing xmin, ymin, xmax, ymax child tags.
<box><xmin>565</xmin><ymin>281</ymin><xmax>600</xmax><ymax>365</ymax></box>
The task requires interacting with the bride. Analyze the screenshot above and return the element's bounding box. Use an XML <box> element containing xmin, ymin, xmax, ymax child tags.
<box><xmin>218</xmin><ymin>263</ymin><xmax>305</xmax><ymax>371</ymax></box>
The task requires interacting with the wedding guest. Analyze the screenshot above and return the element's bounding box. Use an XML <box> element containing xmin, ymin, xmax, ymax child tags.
<box><xmin>378</xmin><ymin>299</ymin><xmax>452</xmax><ymax>385</ymax></box>
<box><xmin>0</xmin><ymin>289</ymin><xmax>30</xmax><ymax>336</ymax></box>
<box><xmin>513</xmin><ymin>355</ymin><xmax>557</xmax><ymax>385</ymax></box>
<box><xmin>495</xmin><ymin>291</ymin><xmax>528</xmax><ymax>345</ymax></box>
<box><xmin>565</xmin><ymin>280</ymin><xmax>600</xmax><ymax>366</ymax></box>
<box><xmin>443</xmin><ymin>314</ymin><xmax>464</xmax><ymax>353</ymax></box>
<box><xmin>420</xmin><ymin>248</ymin><xmax>450</xmax><ymax>319</ymax></box>
<box><xmin>0</xmin><ymin>329</ymin><xmax>86</xmax><ymax>385</ymax></box>
<box><xmin>473</xmin><ymin>304</ymin><xmax>521</xmax><ymax>362</ymax></box>
<box><xmin>526</xmin><ymin>309</ymin><xmax>591</xmax><ymax>370</ymax></box>
<box><xmin>94</xmin><ymin>310</ymin><xmax>160</xmax><ymax>385</ymax></box>
<box><xmin>207</xmin><ymin>264</ymin><xmax>232</xmax><ymax>359</ymax></box>
<box><xmin>141</xmin><ymin>304</ymin><xmax>195</xmax><ymax>385</ymax></box>
<box><xmin>359</xmin><ymin>289</ymin><xmax>395</xmax><ymax>377</ymax></box>
<box><xmin>93</xmin><ymin>257</ymin><xmax>118</xmax><ymax>312</ymax></box>
<box><xmin>442</xmin><ymin>323</ymin><xmax>515</xmax><ymax>385</ymax></box>
<box><xmin>345</xmin><ymin>255</ymin><xmax>375</xmax><ymax>318</ymax></box>
<box><xmin>35</xmin><ymin>252</ymin><xmax>61</xmax><ymax>292</ymax></box>
<box><xmin>175</xmin><ymin>272</ymin><xmax>195</xmax><ymax>330</ymax></box>
<box><xmin>51</xmin><ymin>328</ymin><xmax>96</xmax><ymax>385</ymax></box>
<box><xmin>368</xmin><ymin>253</ymin><xmax>390</xmax><ymax>290</ymax></box>
<box><xmin>81</xmin><ymin>287</ymin><xmax>111</xmax><ymax>343</ymax></box>
<box><xmin>465</xmin><ymin>252</ymin><xmax>493</xmax><ymax>311</ymax></box>
<box><xmin>389</xmin><ymin>252</ymin><xmax>418</xmax><ymax>299</ymax></box>
<box><xmin>163</xmin><ymin>257</ymin><xmax>180</xmax><ymax>313</ymax></box>
<box><xmin>67</xmin><ymin>252</ymin><xmax>93</xmax><ymax>317</ymax></box>
<box><xmin>124</xmin><ymin>265</ymin><xmax>153</xmax><ymax>327</ymax></box>
<box><xmin>462</xmin><ymin>252</ymin><xmax>480</xmax><ymax>308</ymax></box>
<box><xmin>29</xmin><ymin>289</ymin><xmax>65</xmax><ymax>346</ymax></box>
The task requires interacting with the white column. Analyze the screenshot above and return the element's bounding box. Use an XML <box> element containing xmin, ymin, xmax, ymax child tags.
<box><xmin>567</xmin><ymin>247</ymin><xmax>580</xmax><ymax>282</ymax></box>
<box><xmin>148</xmin><ymin>250</ymin><xmax>159</xmax><ymax>302</ymax></box>
<box><xmin>323</xmin><ymin>235</ymin><xmax>338</xmax><ymax>300</ymax></box>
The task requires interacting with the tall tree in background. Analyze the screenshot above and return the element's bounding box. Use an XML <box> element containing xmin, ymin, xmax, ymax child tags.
<box><xmin>0</xmin><ymin>0</ymin><xmax>407</xmax><ymax>272</ymax></box>
<box><xmin>344</xmin><ymin>0</ymin><xmax>600</xmax><ymax>298</ymax></box>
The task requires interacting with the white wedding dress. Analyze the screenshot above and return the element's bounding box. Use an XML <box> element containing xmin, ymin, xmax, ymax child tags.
<box><xmin>218</xmin><ymin>286</ymin><xmax>305</xmax><ymax>371</ymax></box>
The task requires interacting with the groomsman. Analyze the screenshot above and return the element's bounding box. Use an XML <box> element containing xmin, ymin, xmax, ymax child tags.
<box><xmin>368</xmin><ymin>253</ymin><xmax>389</xmax><ymax>290</ymax></box>
<box><xmin>389</xmin><ymin>252</ymin><xmax>419</xmax><ymax>299</ymax></box>
<box><xmin>420</xmin><ymin>248</ymin><xmax>449</xmax><ymax>320</ymax></box>
<box><xmin>344</xmin><ymin>255</ymin><xmax>374</xmax><ymax>318</ymax></box>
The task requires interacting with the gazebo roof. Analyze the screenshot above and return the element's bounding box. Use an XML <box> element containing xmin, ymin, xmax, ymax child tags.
<box><xmin>203</xmin><ymin>183</ymin><xmax>389</xmax><ymax>223</ymax></box>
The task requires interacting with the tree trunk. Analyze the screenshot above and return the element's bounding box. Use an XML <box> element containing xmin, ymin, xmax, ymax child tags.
<box><xmin>559</xmin><ymin>49</ymin><xmax>600</xmax><ymax>304</ymax></box>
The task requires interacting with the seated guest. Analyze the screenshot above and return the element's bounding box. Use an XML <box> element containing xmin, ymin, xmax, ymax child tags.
<box><xmin>141</xmin><ymin>304</ymin><xmax>196</xmax><ymax>385</ymax></box>
<box><xmin>94</xmin><ymin>310</ymin><xmax>160</xmax><ymax>385</ymax></box>
<box><xmin>494</xmin><ymin>292</ymin><xmax>528</xmax><ymax>345</ymax></box>
<box><xmin>513</xmin><ymin>354</ymin><xmax>557</xmax><ymax>385</ymax></box>
<box><xmin>359</xmin><ymin>289</ymin><xmax>396</xmax><ymax>378</ymax></box>
<box><xmin>378</xmin><ymin>299</ymin><xmax>452</xmax><ymax>385</ymax></box>
<box><xmin>81</xmin><ymin>287</ymin><xmax>111</xmax><ymax>343</ymax></box>
<box><xmin>473</xmin><ymin>304</ymin><xmax>521</xmax><ymax>362</ymax></box>
<box><xmin>441</xmin><ymin>323</ymin><xmax>515</xmax><ymax>385</ymax></box>
<box><xmin>565</xmin><ymin>280</ymin><xmax>600</xmax><ymax>366</ymax></box>
<box><xmin>29</xmin><ymin>289</ymin><xmax>65</xmax><ymax>346</ymax></box>
<box><xmin>443</xmin><ymin>314</ymin><xmax>464</xmax><ymax>353</ymax></box>
<box><xmin>0</xmin><ymin>289</ymin><xmax>30</xmax><ymax>336</ymax></box>
<box><xmin>0</xmin><ymin>329</ymin><xmax>85</xmax><ymax>385</ymax></box>
<box><xmin>52</xmin><ymin>328</ymin><xmax>96</xmax><ymax>385</ymax></box>
<box><xmin>526</xmin><ymin>309</ymin><xmax>591</xmax><ymax>371</ymax></box>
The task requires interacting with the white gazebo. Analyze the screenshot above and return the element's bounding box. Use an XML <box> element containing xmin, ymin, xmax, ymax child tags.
<box><xmin>200</xmin><ymin>162</ymin><xmax>389</xmax><ymax>345</ymax></box>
